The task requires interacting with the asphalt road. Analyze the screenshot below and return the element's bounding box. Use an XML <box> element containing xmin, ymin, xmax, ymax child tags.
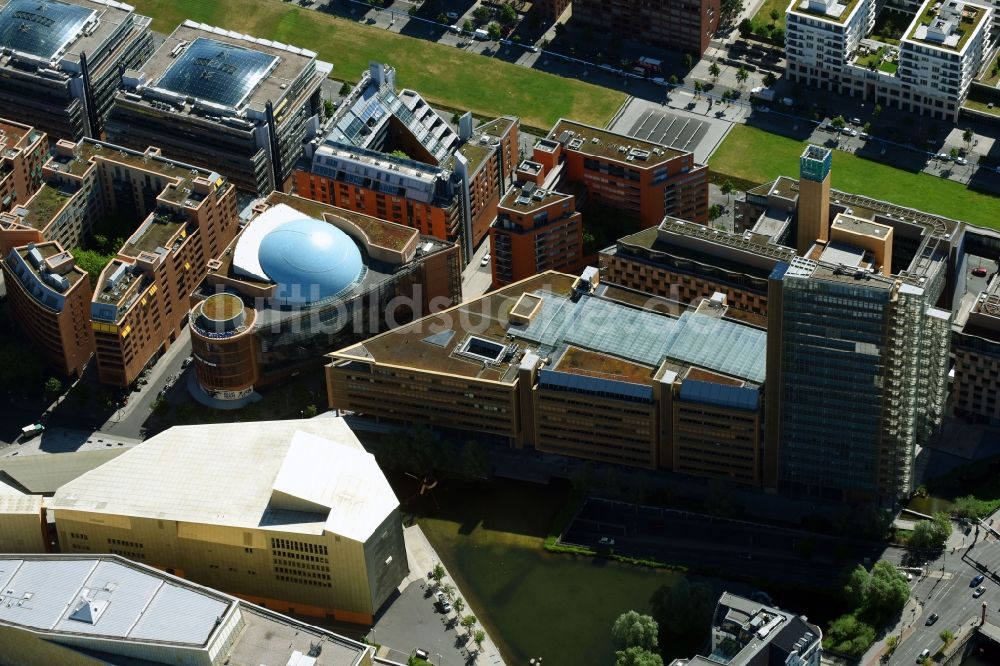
<box><xmin>369</xmin><ymin>580</ymin><xmax>476</xmax><ymax>666</ymax></box>
<box><xmin>564</xmin><ymin>499</ymin><xmax>880</xmax><ymax>590</ymax></box>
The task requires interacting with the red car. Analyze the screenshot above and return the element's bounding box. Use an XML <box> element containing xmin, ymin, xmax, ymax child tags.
<box><xmin>973</xmin><ymin>266</ymin><xmax>988</xmax><ymax>277</ymax></box>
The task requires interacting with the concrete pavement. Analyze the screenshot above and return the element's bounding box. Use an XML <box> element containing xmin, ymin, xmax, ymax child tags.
<box><xmin>369</xmin><ymin>524</ymin><xmax>506</xmax><ymax>666</ymax></box>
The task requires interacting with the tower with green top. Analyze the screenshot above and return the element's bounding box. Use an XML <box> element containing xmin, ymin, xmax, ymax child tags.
<box><xmin>797</xmin><ymin>145</ymin><xmax>832</xmax><ymax>254</ymax></box>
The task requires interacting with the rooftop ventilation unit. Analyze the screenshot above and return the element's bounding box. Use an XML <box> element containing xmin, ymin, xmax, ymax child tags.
<box><xmin>568</xmin><ymin>138</ymin><xmax>584</xmax><ymax>150</ymax></box>
<box><xmin>629</xmin><ymin>149</ymin><xmax>651</xmax><ymax>160</ymax></box>
<box><xmin>27</xmin><ymin>247</ymin><xmax>44</xmax><ymax>269</ymax></box>
<box><xmin>44</xmin><ymin>272</ymin><xmax>69</xmax><ymax>292</ymax></box>
<box><xmin>106</xmin><ymin>263</ymin><xmax>129</xmax><ymax>292</ymax></box>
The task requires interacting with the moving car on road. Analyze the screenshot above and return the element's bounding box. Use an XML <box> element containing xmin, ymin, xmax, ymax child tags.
<box><xmin>925</xmin><ymin>613</ymin><xmax>939</xmax><ymax>625</ymax></box>
<box><xmin>972</xmin><ymin>574</ymin><xmax>985</xmax><ymax>587</ymax></box>
<box><xmin>974</xmin><ymin>585</ymin><xmax>987</xmax><ymax>597</ymax></box>
<box><xmin>917</xmin><ymin>648</ymin><xmax>930</xmax><ymax>662</ymax></box>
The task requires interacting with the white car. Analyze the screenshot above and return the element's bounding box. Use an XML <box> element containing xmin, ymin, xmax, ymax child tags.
<box><xmin>598</xmin><ymin>537</ymin><xmax>615</xmax><ymax>546</ymax></box>
<box><xmin>481</xmin><ymin>253</ymin><xmax>491</xmax><ymax>266</ymax></box>
<box><xmin>956</xmin><ymin>157</ymin><xmax>968</xmax><ymax>166</ymax></box>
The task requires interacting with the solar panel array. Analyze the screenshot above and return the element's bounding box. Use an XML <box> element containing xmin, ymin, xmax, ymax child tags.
<box><xmin>157</xmin><ymin>37</ymin><xmax>278</xmax><ymax>109</ymax></box>
<box><xmin>0</xmin><ymin>0</ymin><xmax>94</xmax><ymax>60</ymax></box>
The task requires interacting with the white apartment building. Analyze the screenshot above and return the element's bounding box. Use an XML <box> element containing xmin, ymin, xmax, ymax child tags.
<box><xmin>785</xmin><ymin>0</ymin><xmax>993</xmax><ymax>120</ymax></box>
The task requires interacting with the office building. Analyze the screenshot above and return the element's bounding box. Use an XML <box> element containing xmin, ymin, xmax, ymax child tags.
<box><xmin>785</xmin><ymin>0</ymin><xmax>993</xmax><ymax>120</ymax></box>
<box><xmin>295</xmin><ymin>63</ymin><xmax>518</xmax><ymax>261</ymax></box>
<box><xmin>538</xmin><ymin>119</ymin><xmax>708</xmax><ymax>228</ymax></box>
<box><xmin>2</xmin><ymin>241</ymin><xmax>94</xmax><ymax>377</ymax></box>
<box><xmin>572</xmin><ymin>0</ymin><xmax>722</xmax><ymax>57</ymax></box>
<box><xmin>765</xmin><ymin>255</ymin><xmax>950</xmax><ymax>503</ymax></box>
<box><xmin>0</xmin><ymin>554</ymin><xmax>374</xmax><ymax>666</ymax></box>
<box><xmin>0</xmin><ymin>479</ymin><xmax>45</xmax><ymax>554</ymax></box>
<box><xmin>328</xmin><ymin>270</ymin><xmax>770</xmax><ymax>484</ymax></box>
<box><xmin>188</xmin><ymin>192</ymin><xmax>461</xmax><ymax>403</ymax></box>
<box><xmin>0</xmin><ymin>0</ymin><xmax>153</xmax><ymax>139</ymax></box>
<box><xmin>47</xmin><ymin>418</ymin><xmax>408</xmax><ymax>624</ymax></box>
<box><xmin>0</xmin><ymin>119</ymin><xmax>48</xmax><ymax>213</ymax></box>
<box><xmin>952</xmin><ymin>275</ymin><xmax>1000</xmax><ymax>422</ymax></box>
<box><xmin>106</xmin><ymin>20</ymin><xmax>330</xmax><ymax>194</ymax></box>
<box><xmin>670</xmin><ymin>592</ymin><xmax>822</xmax><ymax>666</ymax></box>
<box><xmin>489</xmin><ymin>180</ymin><xmax>584</xmax><ymax>287</ymax></box>
<box><xmin>535</xmin><ymin>0</ymin><xmax>571</xmax><ymax>20</ymax></box>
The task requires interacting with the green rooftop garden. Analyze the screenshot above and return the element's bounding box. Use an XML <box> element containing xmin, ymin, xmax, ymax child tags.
<box><xmin>907</xmin><ymin>2</ymin><xmax>984</xmax><ymax>51</ymax></box>
<box><xmin>24</xmin><ymin>185</ymin><xmax>73</xmax><ymax>229</ymax></box>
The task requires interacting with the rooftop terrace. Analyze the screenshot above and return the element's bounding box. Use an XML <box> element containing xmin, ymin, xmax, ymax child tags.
<box><xmin>20</xmin><ymin>183</ymin><xmax>76</xmax><ymax>230</ymax></box>
<box><xmin>555</xmin><ymin>346</ymin><xmax>655</xmax><ymax>384</ymax></box>
<box><xmin>0</xmin><ymin>119</ymin><xmax>34</xmax><ymax>153</ymax></box>
<box><xmin>549</xmin><ymin>119</ymin><xmax>684</xmax><ymax>165</ymax></box>
<box><xmin>906</xmin><ymin>0</ymin><xmax>987</xmax><ymax>51</ymax></box>
<box><xmin>501</xmin><ymin>183</ymin><xmax>572</xmax><ymax>213</ymax></box>
<box><xmin>121</xmin><ymin>213</ymin><xmax>189</xmax><ymax>257</ymax></box>
<box><xmin>791</xmin><ymin>0</ymin><xmax>864</xmax><ymax>25</ymax></box>
<box><xmin>14</xmin><ymin>241</ymin><xmax>86</xmax><ymax>291</ymax></box>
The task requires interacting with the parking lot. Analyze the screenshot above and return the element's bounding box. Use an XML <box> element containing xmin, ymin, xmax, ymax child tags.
<box><xmin>626</xmin><ymin>109</ymin><xmax>711</xmax><ymax>156</ymax></box>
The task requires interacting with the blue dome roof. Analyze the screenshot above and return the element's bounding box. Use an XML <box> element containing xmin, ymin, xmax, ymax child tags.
<box><xmin>258</xmin><ymin>218</ymin><xmax>364</xmax><ymax>305</ymax></box>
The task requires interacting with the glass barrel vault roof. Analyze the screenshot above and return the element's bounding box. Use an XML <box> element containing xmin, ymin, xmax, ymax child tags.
<box><xmin>155</xmin><ymin>37</ymin><xmax>279</xmax><ymax>109</ymax></box>
<box><xmin>0</xmin><ymin>0</ymin><xmax>95</xmax><ymax>60</ymax></box>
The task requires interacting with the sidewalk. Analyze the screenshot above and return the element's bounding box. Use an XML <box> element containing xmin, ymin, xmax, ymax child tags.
<box><xmin>860</xmin><ymin>597</ymin><xmax>923</xmax><ymax>666</ymax></box>
<box><xmin>399</xmin><ymin>525</ymin><xmax>506</xmax><ymax>666</ymax></box>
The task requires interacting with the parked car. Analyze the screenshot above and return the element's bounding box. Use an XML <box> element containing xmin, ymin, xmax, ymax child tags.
<box><xmin>937</xmin><ymin>152</ymin><xmax>950</xmax><ymax>161</ymax></box>
<box><xmin>974</xmin><ymin>585</ymin><xmax>987</xmax><ymax>597</ymax></box>
<box><xmin>415</xmin><ymin>648</ymin><xmax>431</xmax><ymax>660</ymax></box>
<box><xmin>956</xmin><ymin>157</ymin><xmax>968</xmax><ymax>166</ymax></box>
<box><xmin>481</xmin><ymin>252</ymin><xmax>491</xmax><ymax>266</ymax></box>
<box><xmin>841</xmin><ymin>128</ymin><xmax>858</xmax><ymax>137</ymax></box>
<box><xmin>435</xmin><ymin>591</ymin><xmax>452</xmax><ymax>612</ymax></box>
<box><xmin>446</xmin><ymin>11</ymin><xmax>459</xmax><ymax>20</ymax></box>
<box><xmin>850</xmin><ymin>117</ymin><xmax>862</xmax><ymax>125</ymax></box>
<box><xmin>917</xmin><ymin>649</ymin><xmax>931</xmax><ymax>662</ymax></box>
<box><xmin>972</xmin><ymin>574</ymin><xmax>986</xmax><ymax>587</ymax></box>
<box><xmin>925</xmin><ymin>613</ymin><xmax>939</xmax><ymax>625</ymax></box>
<box><xmin>598</xmin><ymin>537</ymin><xmax>615</xmax><ymax>546</ymax></box>
<box><xmin>973</xmin><ymin>266</ymin><xmax>989</xmax><ymax>277</ymax></box>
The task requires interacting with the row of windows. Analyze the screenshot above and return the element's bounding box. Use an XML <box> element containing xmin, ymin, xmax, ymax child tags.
<box><xmin>272</xmin><ymin>550</ymin><xmax>330</xmax><ymax>564</ymax></box>
<box><xmin>276</xmin><ymin>574</ymin><xmax>332</xmax><ymax>588</ymax></box>
<box><xmin>107</xmin><ymin>538</ymin><xmax>143</xmax><ymax>549</ymax></box>
<box><xmin>270</xmin><ymin>538</ymin><xmax>328</xmax><ymax>555</ymax></box>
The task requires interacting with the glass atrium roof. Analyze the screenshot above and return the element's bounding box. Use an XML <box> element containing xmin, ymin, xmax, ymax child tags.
<box><xmin>0</xmin><ymin>0</ymin><xmax>95</xmax><ymax>60</ymax></box>
<box><xmin>513</xmin><ymin>291</ymin><xmax>767</xmax><ymax>383</ymax></box>
<box><xmin>156</xmin><ymin>37</ymin><xmax>278</xmax><ymax>109</ymax></box>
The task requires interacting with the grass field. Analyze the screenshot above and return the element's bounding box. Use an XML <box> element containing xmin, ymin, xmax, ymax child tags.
<box><xmin>751</xmin><ymin>0</ymin><xmax>787</xmax><ymax>32</ymax></box>
<box><xmin>130</xmin><ymin>0</ymin><xmax>625</xmax><ymax>130</ymax></box>
<box><xmin>709</xmin><ymin>125</ymin><xmax>1000</xmax><ymax>229</ymax></box>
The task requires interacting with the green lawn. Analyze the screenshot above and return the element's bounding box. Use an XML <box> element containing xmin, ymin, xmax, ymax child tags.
<box><xmin>709</xmin><ymin>125</ymin><xmax>1000</xmax><ymax>229</ymax></box>
<box><xmin>752</xmin><ymin>0</ymin><xmax>788</xmax><ymax>32</ymax></box>
<box><xmin>131</xmin><ymin>0</ymin><xmax>624</xmax><ymax>130</ymax></box>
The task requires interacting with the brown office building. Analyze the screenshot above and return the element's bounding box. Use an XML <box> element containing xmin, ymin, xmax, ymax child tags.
<box><xmin>0</xmin><ymin>120</ymin><xmax>48</xmax><ymax>214</ymax></box>
<box><xmin>327</xmin><ymin>270</ymin><xmax>768</xmax><ymax>483</ymax></box>
<box><xmin>294</xmin><ymin>64</ymin><xmax>518</xmax><ymax>260</ymax></box>
<box><xmin>2</xmin><ymin>241</ymin><xmax>94</xmax><ymax>377</ymax></box>
<box><xmin>490</xmin><ymin>180</ymin><xmax>583</xmax><ymax>287</ymax></box>
<box><xmin>572</xmin><ymin>0</ymin><xmax>722</xmax><ymax>57</ymax></box>
<box><xmin>188</xmin><ymin>192</ymin><xmax>461</xmax><ymax>403</ymax></box>
<box><xmin>538</xmin><ymin>119</ymin><xmax>708</xmax><ymax>228</ymax></box>
<box><xmin>953</xmin><ymin>277</ymin><xmax>1000</xmax><ymax>423</ymax></box>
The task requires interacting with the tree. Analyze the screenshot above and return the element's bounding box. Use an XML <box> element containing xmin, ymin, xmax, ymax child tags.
<box><xmin>339</xmin><ymin>81</ymin><xmax>352</xmax><ymax>96</ymax></box>
<box><xmin>684</xmin><ymin>53</ymin><xmax>693</xmax><ymax>70</ymax></box>
<box><xmin>738</xmin><ymin>18</ymin><xmax>753</xmax><ymax>38</ymax></box>
<box><xmin>940</xmin><ymin>629</ymin><xmax>954</xmax><ymax>646</ymax></box>
<box><xmin>487</xmin><ymin>22</ymin><xmax>501</xmax><ymax>40</ymax></box>
<box><xmin>771</xmin><ymin>28</ymin><xmax>785</xmax><ymax>46</ymax></box>
<box><xmin>694</xmin><ymin>81</ymin><xmax>703</xmax><ymax>97</ymax></box>
<box><xmin>824</xmin><ymin>614</ymin><xmax>875</xmax><ymax>658</ymax></box>
<box><xmin>909</xmin><ymin>513</ymin><xmax>951</xmax><ymax>551</ymax></box>
<box><xmin>873</xmin><ymin>103</ymin><xmax>882</xmax><ymax>119</ymax></box>
<box><xmin>668</xmin><ymin>74</ymin><xmax>679</xmax><ymax>88</ymax></box>
<box><xmin>437</xmin><ymin>12</ymin><xmax>448</xmax><ymax>23</ymax></box>
<box><xmin>735</xmin><ymin>66</ymin><xmax>749</xmax><ymax>89</ymax></box>
<box><xmin>650</xmin><ymin>580</ymin><xmax>712</xmax><ymax>656</ymax></box>
<box><xmin>763</xmin><ymin>71</ymin><xmax>777</xmax><ymax>87</ymax></box>
<box><xmin>843</xmin><ymin>565</ymin><xmax>870</xmax><ymax>608</ymax></box>
<box><xmin>950</xmin><ymin>147</ymin><xmax>960</xmax><ymax>160</ymax></box>
<box><xmin>963</xmin><ymin>127</ymin><xmax>975</xmax><ymax>152</ymax></box>
<box><xmin>769</xmin><ymin>8</ymin><xmax>780</xmax><ymax>23</ymax></box>
<box><xmin>863</xmin><ymin>121</ymin><xmax>872</xmax><ymax>135</ymax></box>
<box><xmin>499</xmin><ymin>2</ymin><xmax>517</xmax><ymax>26</ymax></box>
<box><xmin>431</xmin><ymin>563</ymin><xmax>446</xmax><ymax>587</ymax></box>
<box><xmin>151</xmin><ymin>396</ymin><xmax>168</xmax><ymax>416</ymax></box>
<box><xmin>44</xmin><ymin>377</ymin><xmax>63</xmax><ymax>404</ymax></box>
<box><xmin>71</xmin><ymin>248</ymin><xmax>114</xmax><ymax>288</ymax></box>
<box><xmin>463</xmin><ymin>18</ymin><xmax>473</xmax><ymax>32</ymax></box>
<box><xmin>709</xmin><ymin>62</ymin><xmax>720</xmax><ymax>81</ymax></box>
<box><xmin>612</xmin><ymin>611</ymin><xmax>659</xmax><ymax>652</ymax></box>
<box><xmin>754</xmin><ymin>23</ymin><xmax>770</xmax><ymax>39</ymax></box>
<box><xmin>301</xmin><ymin>404</ymin><xmax>318</xmax><ymax>418</ymax></box>
<box><xmin>408</xmin><ymin>5</ymin><xmax>418</xmax><ymax>16</ymax></box>
<box><xmin>460</xmin><ymin>614</ymin><xmax>478</xmax><ymax>635</ymax></box>
<box><xmin>453</xmin><ymin>596</ymin><xmax>465</xmax><ymax>616</ymax></box>
<box><xmin>323</xmin><ymin>99</ymin><xmax>334</xmax><ymax>119</ymax></box>
<box><xmin>832</xmin><ymin>115</ymin><xmax>846</xmax><ymax>129</ymax></box>
<box><xmin>615</xmin><ymin>647</ymin><xmax>664</xmax><ymax>666</ymax></box>
<box><xmin>441</xmin><ymin>583</ymin><xmax>455</xmax><ymax>600</ymax></box>
<box><xmin>865</xmin><ymin>561</ymin><xmax>909</xmax><ymax>622</ymax></box>
<box><xmin>473</xmin><ymin>629</ymin><xmax>486</xmax><ymax>653</ymax></box>
<box><xmin>709</xmin><ymin>203</ymin><xmax>724</xmax><ymax>221</ymax></box>
<box><xmin>473</xmin><ymin>6</ymin><xmax>491</xmax><ymax>24</ymax></box>
<box><xmin>720</xmin><ymin>179</ymin><xmax>734</xmax><ymax>204</ymax></box>
<box><xmin>885</xmin><ymin>634</ymin><xmax>899</xmax><ymax>654</ymax></box>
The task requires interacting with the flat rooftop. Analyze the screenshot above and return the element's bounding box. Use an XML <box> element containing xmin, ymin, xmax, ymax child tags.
<box><xmin>749</xmin><ymin>175</ymin><xmax>799</xmax><ymax>201</ymax></box>
<box><xmin>832</xmin><ymin>213</ymin><xmax>892</xmax><ymax>238</ymax></box>
<box><xmin>335</xmin><ymin>271</ymin><xmax>767</xmax><ymax>384</ymax></box>
<box><xmin>120</xmin><ymin>212</ymin><xmax>188</xmax><ymax>257</ymax></box>
<box><xmin>0</xmin><ymin>555</ymin><xmax>233</xmax><ymax>647</ymax></box>
<box><xmin>791</xmin><ymin>0</ymin><xmax>864</xmax><ymax>25</ymax></box>
<box><xmin>549</xmin><ymin>118</ymin><xmax>685</xmax><ymax>165</ymax></box>
<box><xmin>13</xmin><ymin>240</ymin><xmax>85</xmax><ymax>287</ymax></box>
<box><xmin>138</xmin><ymin>20</ymin><xmax>321</xmax><ymax>114</ymax></box>
<box><xmin>17</xmin><ymin>182</ymin><xmax>76</xmax><ymax>230</ymax></box>
<box><xmin>49</xmin><ymin>418</ymin><xmax>400</xmax><ymax>542</ymax></box>
<box><xmin>0</xmin><ymin>554</ymin><xmax>370</xmax><ymax>666</ymax></box>
<box><xmin>0</xmin><ymin>0</ymin><xmax>142</xmax><ymax>66</ymax></box>
<box><xmin>906</xmin><ymin>0</ymin><xmax>987</xmax><ymax>52</ymax></box>
<box><xmin>453</xmin><ymin>116</ymin><xmax>516</xmax><ymax>173</ymax></box>
<box><xmin>501</xmin><ymin>183</ymin><xmax>572</xmax><ymax>213</ymax></box>
<box><xmin>0</xmin><ymin>119</ymin><xmax>38</xmax><ymax>155</ymax></box>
